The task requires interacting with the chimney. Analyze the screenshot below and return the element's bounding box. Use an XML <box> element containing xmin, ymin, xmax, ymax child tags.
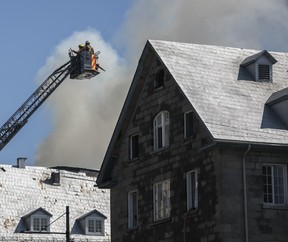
<box><xmin>17</xmin><ymin>157</ymin><xmax>27</xmax><ymax>168</ymax></box>
<box><xmin>51</xmin><ymin>171</ymin><xmax>60</xmax><ymax>185</ymax></box>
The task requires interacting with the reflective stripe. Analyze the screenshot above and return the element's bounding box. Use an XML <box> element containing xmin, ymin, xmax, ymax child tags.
<box><xmin>91</xmin><ymin>54</ymin><xmax>96</xmax><ymax>70</ymax></box>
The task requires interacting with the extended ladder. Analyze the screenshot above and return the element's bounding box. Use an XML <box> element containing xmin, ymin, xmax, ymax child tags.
<box><xmin>0</xmin><ymin>61</ymin><xmax>72</xmax><ymax>151</ymax></box>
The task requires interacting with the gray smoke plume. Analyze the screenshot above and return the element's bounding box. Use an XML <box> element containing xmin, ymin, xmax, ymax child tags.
<box><xmin>36</xmin><ymin>0</ymin><xmax>288</xmax><ymax>169</ymax></box>
<box><xmin>35</xmin><ymin>30</ymin><xmax>130</xmax><ymax>169</ymax></box>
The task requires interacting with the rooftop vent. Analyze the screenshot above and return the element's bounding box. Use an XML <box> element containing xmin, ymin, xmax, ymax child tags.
<box><xmin>51</xmin><ymin>171</ymin><xmax>60</xmax><ymax>186</ymax></box>
<box><xmin>17</xmin><ymin>157</ymin><xmax>27</xmax><ymax>169</ymax></box>
<box><xmin>240</xmin><ymin>50</ymin><xmax>277</xmax><ymax>82</ymax></box>
<box><xmin>258</xmin><ymin>64</ymin><xmax>270</xmax><ymax>81</ymax></box>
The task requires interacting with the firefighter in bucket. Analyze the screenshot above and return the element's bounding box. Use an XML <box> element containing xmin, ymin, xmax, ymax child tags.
<box><xmin>70</xmin><ymin>41</ymin><xmax>104</xmax><ymax>80</ymax></box>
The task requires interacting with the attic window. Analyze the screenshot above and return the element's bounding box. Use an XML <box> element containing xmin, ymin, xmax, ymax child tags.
<box><xmin>155</xmin><ymin>69</ymin><xmax>164</xmax><ymax>89</ymax></box>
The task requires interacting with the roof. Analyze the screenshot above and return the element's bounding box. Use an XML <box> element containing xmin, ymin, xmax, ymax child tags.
<box><xmin>240</xmin><ymin>50</ymin><xmax>278</xmax><ymax>66</ymax></box>
<box><xmin>97</xmin><ymin>40</ymin><xmax>288</xmax><ymax>186</ymax></box>
<box><xmin>0</xmin><ymin>164</ymin><xmax>110</xmax><ymax>240</ymax></box>
<box><xmin>149</xmin><ymin>40</ymin><xmax>288</xmax><ymax>144</ymax></box>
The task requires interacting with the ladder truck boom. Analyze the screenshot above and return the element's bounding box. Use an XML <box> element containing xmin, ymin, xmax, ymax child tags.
<box><xmin>0</xmin><ymin>49</ymin><xmax>102</xmax><ymax>151</ymax></box>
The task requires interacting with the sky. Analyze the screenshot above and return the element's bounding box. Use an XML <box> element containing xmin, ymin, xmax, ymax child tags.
<box><xmin>1</xmin><ymin>0</ymin><xmax>288</xmax><ymax>170</ymax></box>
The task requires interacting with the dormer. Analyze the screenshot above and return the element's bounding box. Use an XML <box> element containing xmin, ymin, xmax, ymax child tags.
<box><xmin>76</xmin><ymin>209</ymin><xmax>107</xmax><ymax>235</ymax></box>
<box><xmin>22</xmin><ymin>208</ymin><xmax>52</xmax><ymax>232</ymax></box>
<box><xmin>266</xmin><ymin>87</ymin><xmax>288</xmax><ymax>128</ymax></box>
<box><xmin>241</xmin><ymin>50</ymin><xmax>277</xmax><ymax>82</ymax></box>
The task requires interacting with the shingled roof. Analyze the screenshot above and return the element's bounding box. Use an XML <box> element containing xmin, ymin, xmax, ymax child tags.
<box><xmin>150</xmin><ymin>40</ymin><xmax>288</xmax><ymax>145</ymax></box>
<box><xmin>0</xmin><ymin>164</ymin><xmax>110</xmax><ymax>241</ymax></box>
<box><xmin>97</xmin><ymin>40</ymin><xmax>288</xmax><ymax>186</ymax></box>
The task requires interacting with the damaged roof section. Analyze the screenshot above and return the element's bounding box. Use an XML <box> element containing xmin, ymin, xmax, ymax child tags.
<box><xmin>0</xmin><ymin>164</ymin><xmax>110</xmax><ymax>240</ymax></box>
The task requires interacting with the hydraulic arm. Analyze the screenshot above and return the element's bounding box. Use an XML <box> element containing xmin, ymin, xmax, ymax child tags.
<box><xmin>0</xmin><ymin>61</ymin><xmax>72</xmax><ymax>151</ymax></box>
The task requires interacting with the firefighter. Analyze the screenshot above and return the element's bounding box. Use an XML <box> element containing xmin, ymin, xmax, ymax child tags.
<box><xmin>85</xmin><ymin>40</ymin><xmax>94</xmax><ymax>54</ymax></box>
<box><xmin>72</xmin><ymin>44</ymin><xmax>85</xmax><ymax>55</ymax></box>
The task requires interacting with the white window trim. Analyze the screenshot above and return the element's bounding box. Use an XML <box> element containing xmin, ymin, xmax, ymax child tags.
<box><xmin>153</xmin><ymin>111</ymin><xmax>169</xmax><ymax>150</ymax></box>
<box><xmin>85</xmin><ymin>216</ymin><xmax>105</xmax><ymax>235</ymax></box>
<box><xmin>128</xmin><ymin>190</ymin><xmax>138</xmax><ymax>229</ymax></box>
<box><xmin>184</xmin><ymin>110</ymin><xmax>193</xmax><ymax>139</ymax></box>
<box><xmin>153</xmin><ymin>179</ymin><xmax>170</xmax><ymax>221</ymax></box>
<box><xmin>263</xmin><ymin>164</ymin><xmax>288</xmax><ymax>205</ymax></box>
<box><xmin>186</xmin><ymin>170</ymin><xmax>198</xmax><ymax>211</ymax></box>
<box><xmin>30</xmin><ymin>215</ymin><xmax>50</xmax><ymax>232</ymax></box>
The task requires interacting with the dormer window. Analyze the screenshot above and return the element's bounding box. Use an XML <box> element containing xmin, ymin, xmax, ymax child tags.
<box><xmin>240</xmin><ymin>50</ymin><xmax>277</xmax><ymax>82</ymax></box>
<box><xmin>86</xmin><ymin>217</ymin><xmax>104</xmax><ymax>235</ymax></box>
<box><xmin>31</xmin><ymin>215</ymin><xmax>50</xmax><ymax>232</ymax></box>
<box><xmin>76</xmin><ymin>209</ymin><xmax>107</xmax><ymax>236</ymax></box>
<box><xmin>21</xmin><ymin>208</ymin><xmax>52</xmax><ymax>233</ymax></box>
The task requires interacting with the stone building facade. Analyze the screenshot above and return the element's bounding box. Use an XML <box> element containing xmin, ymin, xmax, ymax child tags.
<box><xmin>97</xmin><ymin>40</ymin><xmax>288</xmax><ymax>241</ymax></box>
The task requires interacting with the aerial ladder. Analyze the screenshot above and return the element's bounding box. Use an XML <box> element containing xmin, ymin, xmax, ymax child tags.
<box><xmin>0</xmin><ymin>49</ymin><xmax>104</xmax><ymax>151</ymax></box>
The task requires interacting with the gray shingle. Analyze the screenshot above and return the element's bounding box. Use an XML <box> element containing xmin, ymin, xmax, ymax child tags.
<box><xmin>150</xmin><ymin>40</ymin><xmax>288</xmax><ymax>145</ymax></box>
<box><xmin>0</xmin><ymin>165</ymin><xmax>110</xmax><ymax>241</ymax></box>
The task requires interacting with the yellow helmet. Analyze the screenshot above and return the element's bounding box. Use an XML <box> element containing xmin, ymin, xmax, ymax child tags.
<box><xmin>79</xmin><ymin>44</ymin><xmax>84</xmax><ymax>48</ymax></box>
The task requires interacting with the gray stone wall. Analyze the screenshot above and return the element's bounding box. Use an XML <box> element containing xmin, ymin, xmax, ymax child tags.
<box><xmin>111</xmin><ymin>52</ymin><xmax>219</xmax><ymax>242</ymax></box>
<box><xmin>215</xmin><ymin>146</ymin><xmax>288</xmax><ymax>242</ymax></box>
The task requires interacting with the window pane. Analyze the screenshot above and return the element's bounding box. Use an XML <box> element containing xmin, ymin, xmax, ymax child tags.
<box><xmin>154</xmin><ymin>180</ymin><xmax>170</xmax><ymax>221</ymax></box>
<box><xmin>157</xmin><ymin>127</ymin><xmax>163</xmax><ymax>148</ymax></box>
<box><xmin>128</xmin><ymin>191</ymin><xmax>138</xmax><ymax>228</ymax></box>
<box><xmin>155</xmin><ymin>70</ymin><xmax>164</xmax><ymax>88</ymax></box>
<box><xmin>95</xmin><ymin>220</ymin><xmax>102</xmax><ymax>233</ymax></box>
<box><xmin>185</xmin><ymin>112</ymin><xmax>193</xmax><ymax>138</ymax></box>
<box><xmin>88</xmin><ymin>219</ymin><xmax>95</xmax><ymax>233</ymax></box>
<box><xmin>33</xmin><ymin>218</ymin><xmax>40</xmax><ymax>231</ymax></box>
<box><xmin>263</xmin><ymin>164</ymin><xmax>286</xmax><ymax>204</ymax></box>
<box><xmin>41</xmin><ymin>218</ymin><xmax>47</xmax><ymax>231</ymax></box>
<box><xmin>130</xmin><ymin>135</ymin><xmax>139</xmax><ymax>159</ymax></box>
<box><xmin>154</xmin><ymin>111</ymin><xmax>169</xmax><ymax>150</ymax></box>
<box><xmin>187</xmin><ymin>171</ymin><xmax>198</xmax><ymax>210</ymax></box>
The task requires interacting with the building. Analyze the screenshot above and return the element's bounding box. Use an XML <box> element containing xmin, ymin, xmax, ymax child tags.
<box><xmin>97</xmin><ymin>40</ymin><xmax>288</xmax><ymax>242</ymax></box>
<box><xmin>0</xmin><ymin>158</ymin><xmax>110</xmax><ymax>242</ymax></box>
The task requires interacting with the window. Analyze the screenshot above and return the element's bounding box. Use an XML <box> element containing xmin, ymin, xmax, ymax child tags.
<box><xmin>31</xmin><ymin>215</ymin><xmax>49</xmax><ymax>232</ymax></box>
<box><xmin>154</xmin><ymin>111</ymin><xmax>169</xmax><ymax>150</ymax></box>
<box><xmin>155</xmin><ymin>69</ymin><xmax>164</xmax><ymax>88</ymax></box>
<box><xmin>258</xmin><ymin>64</ymin><xmax>271</xmax><ymax>81</ymax></box>
<box><xmin>184</xmin><ymin>111</ymin><xmax>193</xmax><ymax>138</ymax></box>
<box><xmin>86</xmin><ymin>217</ymin><xmax>104</xmax><ymax>235</ymax></box>
<box><xmin>128</xmin><ymin>190</ymin><xmax>138</xmax><ymax>229</ymax></box>
<box><xmin>153</xmin><ymin>180</ymin><xmax>170</xmax><ymax>221</ymax></box>
<box><xmin>186</xmin><ymin>170</ymin><xmax>198</xmax><ymax>210</ymax></box>
<box><xmin>263</xmin><ymin>164</ymin><xmax>287</xmax><ymax>205</ymax></box>
<box><xmin>129</xmin><ymin>134</ymin><xmax>139</xmax><ymax>160</ymax></box>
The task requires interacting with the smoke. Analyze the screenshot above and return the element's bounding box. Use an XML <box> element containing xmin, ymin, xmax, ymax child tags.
<box><xmin>36</xmin><ymin>0</ymin><xmax>288</xmax><ymax>169</ymax></box>
<box><xmin>35</xmin><ymin>30</ymin><xmax>130</xmax><ymax>169</ymax></box>
<box><xmin>117</xmin><ymin>0</ymin><xmax>288</xmax><ymax>61</ymax></box>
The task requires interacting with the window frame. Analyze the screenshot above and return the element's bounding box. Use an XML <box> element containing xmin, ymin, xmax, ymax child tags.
<box><xmin>184</xmin><ymin>111</ymin><xmax>194</xmax><ymax>139</ymax></box>
<box><xmin>153</xmin><ymin>111</ymin><xmax>169</xmax><ymax>150</ymax></box>
<box><xmin>30</xmin><ymin>215</ymin><xmax>50</xmax><ymax>232</ymax></box>
<box><xmin>85</xmin><ymin>216</ymin><xmax>105</xmax><ymax>235</ymax></box>
<box><xmin>186</xmin><ymin>169</ymin><xmax>198</xmax><ymax>211</ymax></box>
<box><xmin>128</xmin><ymin>190</ymin><xmax>138</xmax><ymax>229</ymax></box>
<box><xmin>129</xmin><ymin>134</ymin><xmax>139</xmax><ymax>160</ymax></box>
<box><xmin>153</xmin><ymin>179</ymin><xmax>170</xmax><ymax>221</ymax></box>
<box><xmin>262</xmin><ymin>164</ymin><xmax>287</xmax><ymax>205</ymax></box>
